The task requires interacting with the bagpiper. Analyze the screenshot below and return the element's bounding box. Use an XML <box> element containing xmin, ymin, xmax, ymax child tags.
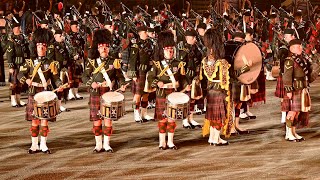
<box><xmin>6</xmin><ymin>22</ymin><xmax>29</xmax><ymax>107</ymax></box>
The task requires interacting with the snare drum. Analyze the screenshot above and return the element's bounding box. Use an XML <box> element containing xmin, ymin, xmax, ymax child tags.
<box><xmin>33</xmin><ymin>91</ymin><xmax>58</xmax><ymax>120</ymax></box>
<box><xmin>166</xmin><ymin>92</ymin><xmax>190</xmax><ymax>120</ymax></box>
<box><xmin>100</xmin><ymin>92</ymin><xmax>125</xmax><ymax>120</ymax></box>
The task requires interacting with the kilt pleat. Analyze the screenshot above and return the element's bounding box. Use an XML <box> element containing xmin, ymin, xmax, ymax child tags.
<box><xmin>89</xmin><ymin>87</ymin><xmax>110</xmax><ymax>121</ymax></box>
<box><xmin>154</xmin><ymin>88</ymin><xmax>175</xmax><ymax>121</ymax></box>
<box><xmin>132</xmin><ymin>71</ymin><xmax>146</xmax><ymax>95</ymax></box>
<box><xmin>275</xmin><ymin>75</ymin><xmax>285</xmax><ymax>98</ymax></box>
<box><xmin>205</xmin><ymin>89</ymin><xmax>226</xmax><ymax>121</ymax></box>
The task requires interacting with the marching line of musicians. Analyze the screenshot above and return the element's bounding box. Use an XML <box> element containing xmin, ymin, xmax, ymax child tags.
<box><xmin>0</xmin><ymin>1</ymin><xmax>319</xmax><ymax>154</ymax></box>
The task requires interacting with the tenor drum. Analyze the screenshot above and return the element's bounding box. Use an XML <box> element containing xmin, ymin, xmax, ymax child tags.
<box><xmin>225</xmin><ymin>41</ymin><xmax>262</xmax><ymax>84</ymax></box>
<box><xmin>166</xmin><ymin>92</ymin><xmax>190</xmax><ymax>120</ymax></box>
<box><xmin>33</xmin><ymin>91</ymin><xmax>58</xmax><ymax>120</ymax></box>
<box><xmin>100</xmin><ymin>92</ymin><xmax>125</xmax><ymax>120</ymax></box>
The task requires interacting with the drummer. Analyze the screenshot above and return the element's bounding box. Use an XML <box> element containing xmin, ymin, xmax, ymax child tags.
<box><xmin>240</xmin><ymin>27</ymin><xmax>258</xmax><ymax>120</ymax></box>
<box><xmin>230</xmin><ymin>32</ymin><xmax>252</xmax><ymax>134</ymax></box>
<box><xmin>82</xmin><ymin>29</ymin><xmax>126</xmax><ymax>153</ymax></box>
<box><xmin>147</xmin><ymin>31</ymin><xmax>189</xmax><ymax>150</ymax></box>
<box><xmin>17</xmin><ymin>28</ymin><xmax>64</xmax><ymax>154</ymax></box>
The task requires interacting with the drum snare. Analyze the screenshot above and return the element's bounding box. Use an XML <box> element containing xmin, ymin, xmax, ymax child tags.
<box><xmin>166</xmin><ymin>92</ymin><xmax>190</xmax><ymax>120</ymax></box>
<box><xmin>100</xmin><ymin>92</ymin><xmax>125</xmax><ymax>120</ymax></box>
<box><xmin>33</xmin><ymin>91</ymin><xmax>58</xmax><ymax>120</ymax></box>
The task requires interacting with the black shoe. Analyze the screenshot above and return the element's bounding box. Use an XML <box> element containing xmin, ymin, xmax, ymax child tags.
<box><xmin>105</xmin><ymin>148</ymin><xmax>113</xmax><ymax>153</ymax></box>
<box><xmin>183</xmin><ymin>124</ymin><xmax>192</xmax><ymax>129</ymax></box>
<box><xmin>235</xmin><ymin>128</ymin><xmax>250</xmax><ymax>135</ymax></box>
<box><xmin>28</xmin><ymin>149</ymin><xmax>39</xmax><ymax>154</ymax></box>
<box><xmin>168</xmin><ymin>145</ymin><xmax>178</xmax><ymax>150</ymax></box>
<box><xmin>42</xmin><ymin>149</ymin><xmax>52</xmax><ymax>154</ymax></box>
<box><xmin>296</xmin><ymin>137</ymin><xmax>305</xmax><ymax>142</ymax></box>
<box><xmin>286</xmin><ymin>139</ymin><xmax>297</xmax><ymax>142</ymax></box>
<box><xmin>190</xmin><ymin>124</ymin><xmax>202</xmax><ymax>129</ymax></box>
<box><xmin>248</xmin><ymin>115</ymin><xmax>257</xmax><ymax>119</ymax></box>
<box><xmin>93</xmin><ymin>148</ymin><xmax>105</xmax><ymax>153</ymax></box>
<box><xmin>240</xmin><ymin>116</ymin><xmax>250</xmax><ymax>120</ymax></box>
<box><xmin>214</xmin><ymin>142</ymin><xmax>229</xmax><ymax>146</ymax></box>
<box><xmin>159</xmin><ymin>146</ymin><xmax>166</xmax><ymax>150</ymax></box>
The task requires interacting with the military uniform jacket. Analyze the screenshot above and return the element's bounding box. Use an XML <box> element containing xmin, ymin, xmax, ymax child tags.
<box><xmin>6</xmin><ymin>34</ymin><xmax>29</xmax><ymax>68</ymax></box>
<box><xmin>48</xmin><ymin>41</ymin><xmax>71</xmax><ymax>71</ymax></box>
<box><xmin>147</xmin><ymin>59</ymin><xmax>187</xmax><ymax>97</ymax></box>
<box><xmin>17</xmin><ymin>57</ymin><xmax>62</xmax><ymax>94</ymax></box>
<box><xmin>128</xmin><ymin>39</ymin><xmax>154</xmax><ymax>77</ymax></box>
<box><xmin>277</xmin><ymin>44</ymin><xmax>289</xmax><ymax>74</ymax></box>
<box><xmin>283</xmin><ymin>54</ymin><xmax>309</xmax><ymax>92</ymax></box>
<box><xmin>179</xmin><ymin>42</ymin><xmax>202</xmax><ymax>84</ymax></box>
<box><xmin>82</xmin><ymin>57</ymin><xmax>125</xmax><ymax>95</ymax></box>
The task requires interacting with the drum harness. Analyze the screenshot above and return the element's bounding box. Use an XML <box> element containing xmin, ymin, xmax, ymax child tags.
<box><xmin>95</xmin><ymin>58</ymin><xmax>113</xmax><ymax>90</ymax></box>
<box><xmin>29</xmin><ymin>59</ymin><xmax>50</xmax><ymax>90</ymax></box>
<box><xmin>160</xmin><ymin>60</ymin><xmax>177</xmax><ymax>91</ymax></box>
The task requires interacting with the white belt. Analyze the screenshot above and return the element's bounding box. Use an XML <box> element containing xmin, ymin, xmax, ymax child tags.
<box><xmin>211</xmin><ymin>80</ymin><xmax>221</xmax><ymax>82</ymax></box>
<box><xmin>162</xmin><ymin>83</ymin><xmax>179</xmax><ymax>89</ymax></box>
<box><xmin>31</xmin><ymin>81</ymin><xmax>51</xmax><ymax>87</ymax></box>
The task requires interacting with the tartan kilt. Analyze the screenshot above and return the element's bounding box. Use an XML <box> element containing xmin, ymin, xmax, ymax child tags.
<box><xmin>281</xmin><ymin>96</ymin><xmax>291</xmax><ymax>112</ymax></box>
<box><xmin>185</xmin><ymin>91</ymin><xmax>195</xmax><ymax>112</ymax></box>
<box><xmin>291</xmin><ymin>90</ymin><xmax>303</xmax><ymax>112</ymax></box>
<box><xmin>205</xmin><ymin>89</ymin><xmax>227</xmax><ymax>122</ymax></box>
<box><xmin>154</xmin><ymin>88</ymin><xmax>175</xmax><ymax>121</ymax></box>
<box><xmin>251</xmin><ymin>71</ymin><xmax>266</xmax><ymax>103</ymax></box>
<box><xmin>26</xmin><ymin>87</ymin><xmax>56</xmax><ymax>122</ymax></box>
<box><xmin>275</xmin><ymin>75</ymin><xmax>285</xmax><ymax>98</ymax></box>
<box><xmin>232</xmin><ymin>81</ymin><xmax>241</xmax><ymax>103</ymax></box>
<box><xmin>89</xmin><ymin>87</ymin><xmax>110</xmax><ymax>121</ymax></box>
<box><xmin>132</xmin><ymin>71</ymin><xmax>146</xmax><ymax>95</ymax></box>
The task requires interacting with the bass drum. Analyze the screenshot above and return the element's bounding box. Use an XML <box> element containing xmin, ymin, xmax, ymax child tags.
<box><xmin>225</xmin><ymin>41</ymin><xmax>262</xmax><ymax>84</ymax></box>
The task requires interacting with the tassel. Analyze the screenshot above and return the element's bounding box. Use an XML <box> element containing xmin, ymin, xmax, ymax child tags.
<box><xmin>113</xmin><ymin>59</ymin><xmax>122</xmax><ymax>69</ymax></box>
<box><xmin>202</xmin><ymin>119</ymin><xmax>211</xmax><ymax>137</ymax></box>
<box><xmin>49</xmin><ymin>61</ymin><xmax>59</xmax><ymax>75</ymax></box>
<box><xmin>178</xmin><ymin>62</ymin><xmax>186</xmax><ymax>75</ymax></box>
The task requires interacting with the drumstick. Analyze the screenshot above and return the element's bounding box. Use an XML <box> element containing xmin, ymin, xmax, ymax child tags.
<box><xmin>180</xmin><ymin>84</ymin><xmax>191</xmax><ymax>93</ymax></box>
<box><xmin>114</xmin><ymin>83</ymin><xmax>130</xmax><ymax>92</ymax></box>
<box><xmin>242</xmin><ymin>55</ymin><xmax>249</xmax><ymax>65</ymax></box>
<box><xmin>52</xmin><ymin>83</ymin><xmax>69</xmax><ymax>93</ymax></box>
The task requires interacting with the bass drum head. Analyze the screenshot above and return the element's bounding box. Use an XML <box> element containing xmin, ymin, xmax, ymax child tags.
<box><xmin>167</xmin><ymin>92</ymin><xmax>190</xmax><ymax>104</ymax></box>
<box><xmin>234</xmin><ymin>42</ymin><xmax>262</xmax><ymax>84</ymax></box>
<box><xmin>34</xmin><ymin>91</ymin><xmax>57</xmax><ymax>103</ymax></box>
<box><xmin>101</xmin><ymin>92</ymin><xmax>124</xmax><ymax>103</ymax></box>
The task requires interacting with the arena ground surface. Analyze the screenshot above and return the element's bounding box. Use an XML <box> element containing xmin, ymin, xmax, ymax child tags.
<box><xmin>0</xmin><ymin>62</ymin><xmax>320</xmax><ymax>179</ymax></box>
